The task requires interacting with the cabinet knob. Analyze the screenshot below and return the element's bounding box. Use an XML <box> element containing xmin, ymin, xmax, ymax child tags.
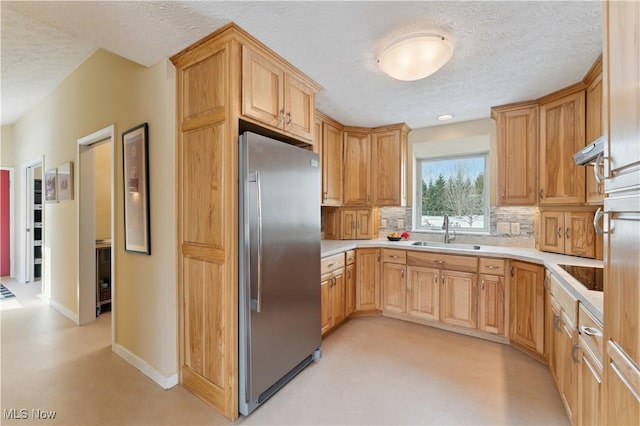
<box><xmin>434</xmin><ymin>273</ymin><xmax>438</xmax><ymax>284</ymax></box>
<box><xmin>401</xmin><ymin>269</ymin><xmax>404</xmax><ymax>279</ymax></box>
<box><xmin>539</xmin><ymin>188</ymin><xmax>545</xmax><ymax>199</ymax></box>
<box><xmin>279</xmin><ymin>109</ymin><xmax>285</xmax><ymax>124</ymax></box>
<box><xmin>481</xmin><ymin>280</ymin><xmax>485</xmax><ymax>290</ymax></box>
<box><xmin>571</xmin><ymin>344</ymin><xmax>581</xmax><ymax>364</ymax></box>
<box><xmin>286</xmin><ymin>112</ymin><xmax>292</xmax><ymax>126</ymax></box>
<box><xmin>501</xmin><ymin>189</ymin><xmax>506</xmax><ymax>198</ymax></box>
<box><xmin>557</xmin><ymin>227</ymin><xmax>562</xmax><ymax>238</ymax></box>
<box><xmin>593</xmin><ymin>207</ymin><xmax>608</xmax><ymax>235</ymax></box>
<box><xmin>565</xmin><ymin>228</ymin><xmax>570</xmax><ymax>239</ymax></box>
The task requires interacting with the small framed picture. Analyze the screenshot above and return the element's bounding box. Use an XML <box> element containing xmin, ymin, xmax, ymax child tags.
<box><xmin>57</xmin><ymin>162</ymin><xmax>74</xmax><ymax>202</ymax></box>
<box><xmin>122</xmin><ymin>123</ymin><xmax>150</xmax><ymax>254</ymax></box>
<box><xmin>44</xmin><ymin>169</ymin><xmax>57</xmax><ymax>203</ymax></box>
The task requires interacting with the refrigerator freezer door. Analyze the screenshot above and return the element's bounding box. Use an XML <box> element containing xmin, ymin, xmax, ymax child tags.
<box><xmin>239</xmin><ymin>132</ymin><xmax>321</xmax><ymax>414</ymax></box>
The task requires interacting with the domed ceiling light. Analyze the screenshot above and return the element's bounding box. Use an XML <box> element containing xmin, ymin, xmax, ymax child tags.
<box><xmin>378</xmin><ymin>33</ymin><xmax>453</xmax><ymax>81</ymax></box>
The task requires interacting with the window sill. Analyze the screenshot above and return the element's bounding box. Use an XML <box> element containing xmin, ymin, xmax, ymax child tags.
<box><xmin>410</xmin><ymin>229</ymin><xmax>491</xmax><ymax>237</ymax></box>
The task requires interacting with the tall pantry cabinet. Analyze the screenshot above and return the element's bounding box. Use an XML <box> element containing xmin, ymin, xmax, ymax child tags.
<box><xmin>171</xmin><ymin>23</ymin><xmax>321</xmax><ymax>420</ymax></box>
<box><xmin>602</xmin><ymin>1</ymin><xmax>640</xmax><ymax>424</ymax></box>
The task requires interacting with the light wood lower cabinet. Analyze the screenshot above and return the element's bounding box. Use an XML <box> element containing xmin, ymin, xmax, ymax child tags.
<box><xmin>345</xmin><ymin>263</ymin><xmax>356</xmax><ymax>317</ymax></box>
<box><xmin>381</xmin><ymin>249</ymin><xmax>407</xmax><ymax>313</ymax></box>
<box><xmin>321</xmin><ymin>253</ymin><xmax>346</xmax><ymax>336</ymax></box>
<box><xmin>440</xmin><ymin>270</ymin><xmax>478</xmax><ymax>329</ymax></box>
<box><xmin>406</xmin><ymin>266</ymin><xmax>439</xmax><ymax>321</ymax></box>
<box><xmin>578</xmin><ymin>339</ymin><xmax>603</xmax><ymax>426</ymax></box>
<box><xmin>509</xmin><ymin>261</ymin><xmax>545</xmax><ymax>356</ymax></box>
<box><xmin>356</xmin><ymin>248</ymin><xmax>380</xmax><ymax>311</ymax></box>
<box><xmin>478</xmin><ymin>274</ymin><xmax>505</xmax><ymax>335</ymax></box>
<box><xmin>556</xmin><ymin>311</ymin><xmax>578</xmax><ymax>424</ymax></box>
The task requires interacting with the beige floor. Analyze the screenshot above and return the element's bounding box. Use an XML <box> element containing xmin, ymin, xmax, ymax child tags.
<box><xmin>1</xmin><ymin>278</ymin><xmax>568</xmax><ymax>425</ymax></box>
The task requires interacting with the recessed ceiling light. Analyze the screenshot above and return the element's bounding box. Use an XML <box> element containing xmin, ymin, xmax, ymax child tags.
<box><xmin>437</xmin><ymin>114</ymin><xmax>454</xmax><ymax>121</ymax></box>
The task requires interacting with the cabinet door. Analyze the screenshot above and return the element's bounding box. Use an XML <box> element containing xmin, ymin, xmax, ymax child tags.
<box><xmin>557</xmin><ymin>315</ymin><xmax>578</xmax><ymax>424</ymax></box>
<box><xmin>341</xmin><ymin>209</ymin><xmax>357</xmax><ymax>240</ymax></box>
<box><xmin>539</xmin><ymin>90</ymin><xmax>586</xmax><ymax>204</ymax></box>
<box><xmin>406</xmin><ymin>266</ymin><xmax>439</xmax><ymax>321</ymax></box>
<box><xmin>509</xmin><ymin>261</ymin><xmax>545</xmax><ymax>355</ymax></box>
<box><xmin>586</xmin><ymin>71</ymin><xmax>604</xmax><ymax>204</ymax></box>
<box><xmin>356</xmin><ymin>248</ymin><xmax>380</xmax><ymax>311</ymax></box>
<box><xmin>371</xmin><ymin>129</ymin><xmax>401</xmax><ymax>206</ymax></box>
<box><xmin>343</xmin><ymin>131</ymin><xmax>371</xmax><ymax>206</ymax></box>
<box><xmin>322</xmin><ymin>122</ymin><xmax>343</xmax><ymax>206</ymax></box>
<box><xmin>283</xmin><ymin>73</ymin><xmax>314</xmax><ymax>141</ymax></box>
<box><xmin>345</xmin><ymin>264</ymin><xmax>356</xmax><ymax>317</ymax></box>
<box><xmin>565</xmin><ymin>211</ymin><xmax>596</xmax><ymax>258</ymax></box>
<box><xmin>382</xmin><ymin>263</ymin><xmax>406</xmax><ymax>313</ymax></box>
<box><xmin>478</xmin><ymin>274</ymin><xmax>505</xmax><ymax>335</ymax></box>
<box><xmin>320</xmin><ymin>275</ymin><xmax>332</xmax><ymax>335</ymax></box>
<box><xmin>323</xmin><ymin>208</ymin><xmax>340</xmax><ymax>240</ymax></box>
<box><xmin>578</xmin><ymin>342</ymin><xmax>602</xmax><ymax>426</ymax></box>
<box><xmin>496</xmin><ymin>105</ymin><xmax>539</xmax><ymax>205</ymax></box>
<box><xmin>605</xmin><ymin>342</ymin><xmax>640</xmax><ymax>425</ymax></box>
<box><xmin>332</xmin><ymin>270</ymin><xmax>346</xmax><ymax>326</ymax></box>
<box><xmin>242</xmin><ymin>46</ymin><xmax>284</xmax><ymax>128</ymax></box>
<box><xmin>439</xmin><ymin>270</ymin><xmax>478</xmax><ymax>329</ymax></box>
<box><xmin>539</xmin><ymin>211</ymin><xmax>565</xmax><ymax>254</ymax></box>
<box><xmin>356</xmin><ymin>209</ymin><xmax>374</xmax><ymax>239</ymax></box>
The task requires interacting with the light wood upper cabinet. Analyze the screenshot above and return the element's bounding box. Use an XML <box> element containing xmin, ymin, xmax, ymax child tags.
<box><xmin>539</xmin><ymin>89</ymin><xmax>587</xmax><ymax>204</ymax></box>
<box><xmin>242</xmin><ymin>46</ymin><xmax>319</xmax><ymax>143</ymax></box>
<box><xmin>493</xmin><ymin>103</ymin><xmax>539</xmax><ymax>206</ymax></box>
<box><xmin>323</xmin><ymin>207</ymin><xmax>379</xmax><ymax>240</ymax></box>
<box><xmin>509</xmin><ymin>261</ymin><xmax>545</xmax><ymax>356</ymax></box>
<box><xmin>537</xmin><ymin>210</ymin><xmax>598</xmax><ymax>258</ymax></box>
<box><xmin>356</xmin><ymin>248</ymin><xmax>381</xmax><ymax>311</ymax></box>
<box><xmin>343</xmin><ymin>129</ymin><xmax>372</xmax><ymax>206</ymax></box>
<box><xmin>406</xmin><ymin>266</ymin><xmax>440</xmax><ymax>321</ymax></box>
<box><xmin>585</xmin><ymin>58</ymin><xmax>604</xmax><ymax>205</ymax></box>
<box><xmin>440</xmin><ymin>270</ymin><xmax>478</xmax><ymax>329</ymax></box>
<box><xmin>372</xmin><ymin>126</ymin><xmax>409</xmax><ymax>206</ymax></box>
<box><xmin>321</xmin><ymin>120</ymin><xmax>343</xmax><ymax>206</ymax></box>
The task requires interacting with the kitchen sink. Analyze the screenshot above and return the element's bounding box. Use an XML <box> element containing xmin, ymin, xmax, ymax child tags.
<box><xmin>411</xmin><ymin>241</ymin><xmax>481</xmax><ymax>250</ymax></box>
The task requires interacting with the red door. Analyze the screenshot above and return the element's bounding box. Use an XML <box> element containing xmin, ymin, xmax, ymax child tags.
<box><xmin>1</xmin><ymin>170</ymin><xmax>10</xmax><ymax>276</ymax></box>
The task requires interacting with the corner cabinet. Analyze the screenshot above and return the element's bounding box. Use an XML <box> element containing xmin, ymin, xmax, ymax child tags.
<box><xmin>171</xmin><ymin>23</ymin><xmax>321</xmax><ymax>421</ymax></box>
<box><xmin>343</xmin><ymin>129</ymin><xmax>372</xmax><ymax>206</ymax></box>
<box><xmin>356</xmin><ymin>248</ymin><xmax>381</xmax><ymax>311</ymax></box>
<box><xmin>242</xmin><ymin>46</ymin><xmax>319</xmax><ymax>143</ymax></box>
<box><xmin>538</xmin><ymin>89</ymin><xmax>586</xmax><ymax>205</ymax></box>
<box><xmin>318</xmin><ymin>114</ymin><xmax>344</xmax><ymax>206</ymax></box>
<box><xmin>492</xmin><ymin>103</ymin><xmax>539</xmax><ymax>206</ymax></box>
<box><xmin>536</xmin><ymin>209</ymin><xmax>599</xmax><ymax>259</ymax></box>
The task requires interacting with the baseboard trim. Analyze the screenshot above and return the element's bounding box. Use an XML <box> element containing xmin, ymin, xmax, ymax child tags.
<box><xmin>114</xmin><ymin>344</ymin><xmax>178</xmax><ymax>389</ymax></box>
<box><xmin>49</xmin><ymin>299</ymin><xmax>79</xmax><ymax>324</ymax></box>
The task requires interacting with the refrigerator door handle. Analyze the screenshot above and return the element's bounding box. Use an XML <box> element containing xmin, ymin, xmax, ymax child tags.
<box><xmin>255</xmin><ymin>170</ymin><xmax>264</xmax><ymax>313</ymax></box>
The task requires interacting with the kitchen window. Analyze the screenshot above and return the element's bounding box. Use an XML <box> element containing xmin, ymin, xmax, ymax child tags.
<box><xmin>415</xmin><ymin>153</ymin><xmax>489</xmax><ymax>233</ymax></box>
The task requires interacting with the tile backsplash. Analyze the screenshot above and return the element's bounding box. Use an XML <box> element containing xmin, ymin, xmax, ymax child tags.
<box><xmin>379</xmin><ymin>206</ymin><xmax>536</xmax><ymax>248</ymax></box>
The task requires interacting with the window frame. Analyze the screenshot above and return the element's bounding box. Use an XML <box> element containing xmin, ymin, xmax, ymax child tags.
<box><xmin>414</xmin><ymin>152</ymin><xmax>490</xmax><ymax>234</ymax></box>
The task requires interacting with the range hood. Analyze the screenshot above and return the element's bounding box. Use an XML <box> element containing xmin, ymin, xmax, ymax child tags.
<box><xmin>574</xmin><ymin>136</ymin><xmax>605</xmax><ymax>165</ymax></box>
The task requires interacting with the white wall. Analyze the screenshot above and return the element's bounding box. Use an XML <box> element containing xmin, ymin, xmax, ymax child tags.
<box><xmin>408</xmin><ymin>118</ymin><xmax>497</xmax><ymax>206</ymax></box>
<box><xmin>11</xmin><ymin>49</ymin><xmax>178</xmax><ymax>383</ymax></box>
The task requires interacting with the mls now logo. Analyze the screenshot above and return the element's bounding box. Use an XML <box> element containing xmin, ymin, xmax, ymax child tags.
<box><xmin>3</xmin><ymin>408</ymin><xmax>57</xmax><ymax>420</ymax></box>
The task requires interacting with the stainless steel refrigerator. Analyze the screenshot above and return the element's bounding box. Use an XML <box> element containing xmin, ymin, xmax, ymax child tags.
<box><xmin>238</xmin><ymin>131</ymin><xmax>321</xmax><ymax>416</ymax></box>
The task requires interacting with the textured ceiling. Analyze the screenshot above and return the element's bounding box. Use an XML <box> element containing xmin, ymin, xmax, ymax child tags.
<box><xmin>1</xmin><ymin>1</ymin><xmax>602</xmax><ymax>128</ymax></box>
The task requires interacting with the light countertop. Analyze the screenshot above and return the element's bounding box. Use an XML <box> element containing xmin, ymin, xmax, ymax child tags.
<box><xmin>321</xmin><ymin>238</ymin><xmax>604</xmax><ymax>323</ymax></box>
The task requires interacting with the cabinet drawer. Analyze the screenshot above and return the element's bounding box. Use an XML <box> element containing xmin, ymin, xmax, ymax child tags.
<box><xmin>407</xmin><ymin>251</ymin><xmax>478</xmax><ymax>273</ymax></box>
<box><xmin>382</xmin><ymin>249</ymin><xmax>406</xmax><ymax>264</ymax></box>
<box><xmin>321</xmin><ymin>253</ymin><xmax>345</xmax><ymax>275</ymax></box>
<box><xmin>479</xmin><ymin>258</ymin><xmax>505</xmax><ymax>275</ymax></box>
<box><xmin>345</xmin><ymin>250</ymin><xmax>355</xmax><ymax>265</ymax></box>
<box><xmin>579</xmin><ymin>303</ymin><xmax>603</xmax><ymax>362</ymax></box>
<box><xmin>550</xmin><ymin>275</ymin><xmax>578</xmax><ymax>324</ymax></box>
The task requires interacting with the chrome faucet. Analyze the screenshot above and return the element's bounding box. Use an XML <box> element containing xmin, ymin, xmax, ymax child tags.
<box><xmin>442</xmin><ymin>215</ymin><xmax>456</xmax><ymax>244</ymax></box>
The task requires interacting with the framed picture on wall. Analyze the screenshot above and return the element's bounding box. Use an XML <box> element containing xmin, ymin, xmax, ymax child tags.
<box><xmin>44</xmin><ymin>168</ymin><xmax>57</xmax><ymax>203</ymax></box>
<box><xmin>122</xmin><ymin>123</ymin><xmax>150</xmax><ymax>254</ymax></box>
<box><xmin>57</xmin><ymin>162</ymin><xmax>74</xmax><ymax>202</ymax></box>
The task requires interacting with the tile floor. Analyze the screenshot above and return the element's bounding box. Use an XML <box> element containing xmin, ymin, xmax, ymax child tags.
<box><xmin>1</xmin><ymin>278</ymin><xmax>568</xmax><ymax>425</ymax></box>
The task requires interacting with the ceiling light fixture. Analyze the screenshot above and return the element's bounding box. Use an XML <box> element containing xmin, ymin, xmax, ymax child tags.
<box><xmin>378</xmin><ymin>33</ymin><xmax>453</xmax><ymax>81</ymax></box>
<box><xmin>437</xmin><ymin>114</ymin><xmax>454</xmax><ymax>121</ymax></box>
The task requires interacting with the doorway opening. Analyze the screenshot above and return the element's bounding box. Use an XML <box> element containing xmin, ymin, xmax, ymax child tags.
<box><xmin>24</xmin><ymin>161</ymin><xmax>43</xmax><ymax>295</ymax></box>
<box><xmin>77</xmin><ymin>125</ymin><xmax>115</xmax><ymax>338</ymax></box>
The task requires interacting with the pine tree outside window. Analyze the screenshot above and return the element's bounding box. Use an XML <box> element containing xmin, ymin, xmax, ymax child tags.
<box><xmin>415</xmin><ymin>154</ymin><xmax>489</xmax><ymax>232</ymax></box>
